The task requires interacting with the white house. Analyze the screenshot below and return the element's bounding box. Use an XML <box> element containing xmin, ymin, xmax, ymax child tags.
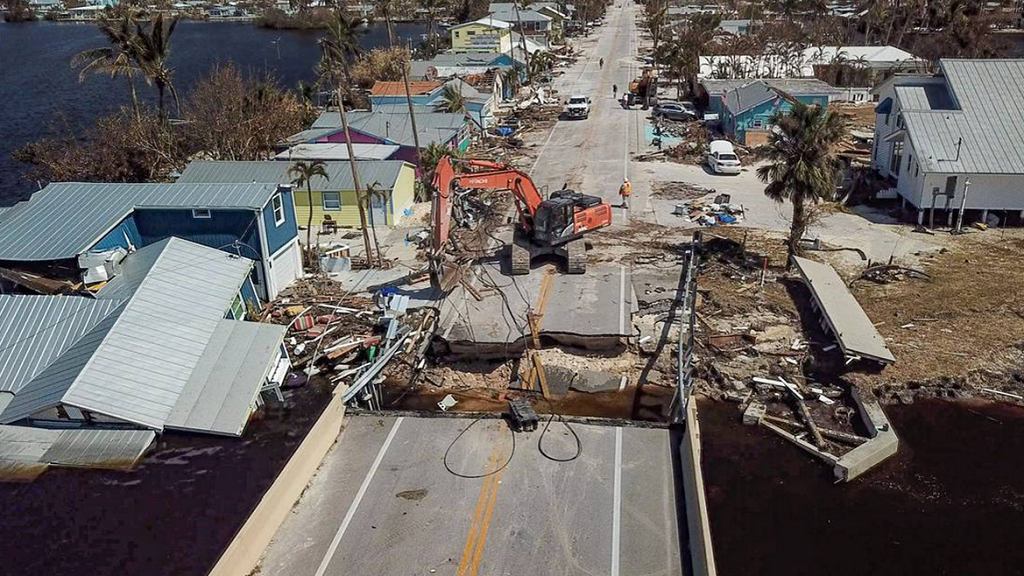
<box><xmin>700</xmin><ymin>45</ymin><xmax>927</xmax><ymax>79</ymax></box>
<box><xmin>872</xmin><ymin>59</ymin><xmax>1024</xmax><ymax>227</ymax></box>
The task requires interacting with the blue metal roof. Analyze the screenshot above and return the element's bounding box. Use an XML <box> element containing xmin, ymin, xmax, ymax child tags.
<box><xmin>0</xmin><ymin>182</ymin><xmax>282</xmax><ymax>262</ymax></box>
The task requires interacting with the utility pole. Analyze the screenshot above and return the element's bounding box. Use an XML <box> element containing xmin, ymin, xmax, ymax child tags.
<box><xmin>955</xmin><ymin>177</ymin><xmax>971</xmax><ymax>234</ymax></box>
<box><xmin>382</xmin><ymin>5</ymin><xmax>424</xmax><ymax>186</ymax></box>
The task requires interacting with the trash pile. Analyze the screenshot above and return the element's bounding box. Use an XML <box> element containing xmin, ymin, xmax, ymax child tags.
<box><xmin>651</xmin><ymin>181</ymin><xmax>713</xmax><ymax>200</ymax></box>
<box><xmin>263</xmin><ymin>279</ymin><xmax>437</xmax><ymax>410</ymax></box>
<box><xmin>673</xmin><ymin>193</ymin><xmax>745</xmax><ymax>226</ymax></box>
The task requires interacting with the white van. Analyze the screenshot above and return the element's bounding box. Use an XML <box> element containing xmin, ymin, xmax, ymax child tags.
<box><xmin>706</xmin><ymin>140</ymin><xmax>741</xmax><ymax>175</ymax></box>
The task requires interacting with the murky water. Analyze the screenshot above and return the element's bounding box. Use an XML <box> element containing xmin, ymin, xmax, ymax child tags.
<box><xmin>0</xmin><ymin>384</ymin><xmax>331</xmax><ymax>576</ymax></box>
<box><xmin>699</xmin><ymin>397</ymin><xmax>1024</xmax><ymax>576</ymax></box>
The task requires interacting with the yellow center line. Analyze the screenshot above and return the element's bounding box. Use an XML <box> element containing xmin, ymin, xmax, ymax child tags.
<box><xmin>456</xmin><ymin>445</ymin><xmax>500</xmax><ymax>576</ymax></box>
<box><xmin>469</xmin><ymin>462</ymin><xmax>505</xmax><ymax>576</ymax></box>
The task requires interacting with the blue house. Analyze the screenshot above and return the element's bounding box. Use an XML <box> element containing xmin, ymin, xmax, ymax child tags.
<box><xmin>699</xmin><ymin>78</ymin><xmax>840</xmax><ymax>145</ymax></box>
<box><xmin>0</xmin><ymin>182</ymin><xmax>303</xmax><ymax>300</ymax></box>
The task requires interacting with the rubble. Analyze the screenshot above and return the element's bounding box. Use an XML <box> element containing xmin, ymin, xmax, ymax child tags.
<box><xmin>672</xmin><ymin>194</ymin><xmax>746</xmax><ymax>226</ymax></box>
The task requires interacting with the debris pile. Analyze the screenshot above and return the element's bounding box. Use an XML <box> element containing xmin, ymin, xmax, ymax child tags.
<box><xmin>672</xmin><ymin>193</ymin><xmax>745</xmax><ymax>226</ymax></box>
<box><xmin>262</xmin><ymin>278</ymin><xmax>438</xmax><ymax>410</ymax></box>
<box><xmin>650</xmin><ymin>181</ymin><xmax>713</xmax><ymax>200</ymax></box>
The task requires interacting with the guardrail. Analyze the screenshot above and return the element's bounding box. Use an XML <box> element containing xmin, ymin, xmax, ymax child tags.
<box><xmin>670</xmin><ymin>231</ymin><xmax>702</xmax><ymax>424</ymax></box>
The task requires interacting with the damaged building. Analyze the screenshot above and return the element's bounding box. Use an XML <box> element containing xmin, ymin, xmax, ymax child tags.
<box><xmin>0</xmin><ymin>182</ymin><xmax>303</xmax><ymax>300</ymax></box>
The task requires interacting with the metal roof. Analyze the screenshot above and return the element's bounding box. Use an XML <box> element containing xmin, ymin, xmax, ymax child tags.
<box><xmin>893</xmin><ymin>83</ymin><xmax>954</xmax><ymax>111</ymax></box>
<box><xmin>60</xmin><ymin>238</ymin><xmax>253</xmax><ymax>430</ymax></box>
<box><xmin>301</xmin><ymin>111</ymin><xmax>464</xmax><ymax>147</ymax></box>
<box><xmin>177</xmin><ymin>160</ymin><xmax>408</xmax><ymax>192</ymax></box>
<box><xmin>0</xmin><ymin>182</ymin><xmax>281</xmax><ymax>262</ymax></box>
<box><xmin>702</xmin><ymin>78</ymin><xmax>841</xmax><ymax>98</ymax></box>
<box><xmin>313</xmin><ymin>108</ymin><xmax>432</xmax><ymax>129</ymax></box>
<box><xmin>793</xmin><ymin>256</ymin><xmax>895</xmax><ymax>364</ymax></box>
<box><xmin>904</xmin><ymin>59</ymin><xmax>1024</xmax><ymax>174</ymax></box>
<box><xmin>0</xmin><ymin>425</ymin><xmax>154</xmax><ymax>480</ymax></box>
<box><xmin>0</xmin><ymin>296</ymin><xmax>124</xmax><ymax>395</ymax></box>
<box><xmin>165</xmin><ymin>320</ymin><xmax>285</xmax><ymax>436</ymax></box>
<box><xmin>450</xmin><ymin>16</ymin><xmax>512</xmax><ymax>29</ymax></box>
<box><xmin>283</xmin><ymin>127</ymin><xmax>343</xmax><ymax>145</ymax></box>
<box><xmin>274</xmin><ymin>143</ymin><xmax>401</xmax><ymax>161</ymax></box>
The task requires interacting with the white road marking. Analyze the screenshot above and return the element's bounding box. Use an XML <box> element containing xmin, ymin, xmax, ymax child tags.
<box><xmin>618</xmin><ymin>265</ymin><xmax>626</xmax><ymax>335</ymax></box>
<box><xmin>611</xmin><ymin>426</ymin><xmax>623</xmax><ymax>576</ymax></box>
<box><xmin>314</xmin><ymin>417</ymin><xmax>404</xmax><ymax>576</ymax></box>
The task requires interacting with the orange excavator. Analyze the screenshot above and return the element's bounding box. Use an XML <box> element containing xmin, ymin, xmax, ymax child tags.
<box><xmin>429</xmin><ymin>156</ymin><xmax>612</xmax><ymax>287</ymax></box>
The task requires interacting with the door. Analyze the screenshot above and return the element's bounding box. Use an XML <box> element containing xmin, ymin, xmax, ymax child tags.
<box><xmin>269</xmin><ymin>240</ymin><xmax>302</xmax><ymax>298</ymax></box>
<box><xmin>371</xmin><ymin>195</ymin><xmax>388</xmax><ymax>227</ymax></box>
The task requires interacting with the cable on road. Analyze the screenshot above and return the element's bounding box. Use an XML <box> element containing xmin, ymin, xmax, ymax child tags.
<box><xmin>444</xmin><ymin>416</ymin><xmax>517</xmax><ymax>479</ymax></box>
<box><xmin>538</xmin><ymin>413</ymin><xmax>583</xmax><ymax>462</ymax></box>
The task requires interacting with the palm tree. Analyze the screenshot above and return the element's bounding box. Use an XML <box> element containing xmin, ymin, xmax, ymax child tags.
<box><xmin>511</xmin><ymin>0</ymin><xmax>534</xmax><ymax>82</ymax></box>
<box><xmin>72</xmin><ymin>13</ymin><xmax>144</xmax><ymax>120</ymax></box>
<box><xmin>434</xmin><ymin>83</ymin><xmax>468</xmax><ymax>113</ymax></box>
<box><xmin>361</xmin><ymin>181</ymin><xmax>391</xmax><ymax>260</ymax></box>
<box><xmin>421</xmin><ymin>0</ymin><xmax>445</xmax><ymax>55</ymax></box>
<box><xmin>288</xmin><ymin>160</ymin><xmax>330</xmax><ymax>252</ymax></box>
<box><xmin>757</xmin><ymin>102</ymin><xmax>847</xmax><ymax>268</ymax></box>
<box><xmin>527</xmin><ymin>50</ymin><xmax>555</xmax><ymax>83</ymax></box>
<box><xmin>134</xmin><ymin>14</ymin><xmax>180</xmax><ymax>118</ymax></box>
<box><xmin>320</xmin><ymin>10</ymin><xmax>376</xmax><ymax>267</ymax></box>
<box><xmin>419</xmin><ymin>142</ymin><xmax>457</xmax><ymax>201</ymax></box>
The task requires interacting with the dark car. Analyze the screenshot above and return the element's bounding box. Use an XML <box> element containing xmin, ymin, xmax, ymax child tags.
<box><xmin>652</xmin><ymin>101</ymin><xmax>698</xmax><ymax>121</ymax></box>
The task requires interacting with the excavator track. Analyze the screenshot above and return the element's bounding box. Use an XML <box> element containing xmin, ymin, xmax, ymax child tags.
<box><xmin>510</xmin><ymin>241</ymin><xmax>531</xmax><ymax>275</ymax></box>
<box><xmin>565</xmin><ymin>239</ymin><xmax>586</xmax><ymax>274</ymax></box>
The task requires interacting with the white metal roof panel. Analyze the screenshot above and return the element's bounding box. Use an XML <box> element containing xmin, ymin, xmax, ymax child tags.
<box><xmin>903</xmin><ymin>59</ymin><xmax>1024</xmax><ymax>174</ymax></box>
<box><xmin>0</xmin><ymin>302</ymin><xmax>126</xmax><ymax>424</ymax></box>
<box><xmin>41</xmin><ymin>428</ymin><xmax>154</xmax><ymax>469</ymax></box>
<box><xmin>0</xmin><ymin>182</ymin><xmax>279</xmax><ymax>261</ymax></box>
<box><xmin>61</xmin><ymin>238</ymin><xmax>254</xmax><ymax>430</ymax></box>
<box><xmin>274</xmin><ymin>143</ymin><xmax>401</xmax><ymax>161</ymax></box>
<box><xmin>177</xmin><ymin>160</ymin><xmax>407</xmax><ymax>192</ymax></box>
<box><xmin>165</xmin><ymin>320</ymin><xmax>285</xmax><ymax>436</ymax></box>
<box><xmin>0</xmin><ymin>296</ymin><xmax>124</xmax><ymax>394</ymax></box>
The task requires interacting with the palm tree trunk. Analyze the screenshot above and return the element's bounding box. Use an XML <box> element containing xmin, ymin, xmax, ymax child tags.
<box><xmin>129</xmin><ymin>77</ymin><xmax>141</xmax><ymax>122</ymax></box>
<box><xmin>366</xmin><ymin>196</ymin><xmax>384</xmax><ymax>263</ymax></box>
<box><xmin>787</xmin><ymin>195</ymin><xmax>806</xmax><ymax>269</ymax></box>
<box><xmin>336</xmin><ymin>63</ymin><xmax>376</xmax><ymax>268</ymax></box>
<box><xmin>387</xmin><ymin>12</ymin><xmax>424</xmax><ymax>180</ymax></box>
<box><xmin>306</xmin><ymin>183</ymin><xmax>314</xmax><ymax>251</ymax></box>
<box><xmin>513</xmin><ymin>1</ymin><xmax>533</xmax><ymax>83</ymax></box>
<box><xmin>158</xmin><ymin>84</ymin><xmax>165</xmax><ymax>117</ymax></box>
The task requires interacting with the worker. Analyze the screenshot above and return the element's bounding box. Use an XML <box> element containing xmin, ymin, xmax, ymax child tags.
<box><xmin>612</xmin><ymin>84</ymin><xmax>618</xmax><ymax>98</ymax></box>
<box><xmin>619</xmin><ymin>178</ymin><xmax>632</xmax><ymax>209</ymax></box>
<box><xmin>599</xmin><ymin>57</ymin><xmax>604</xmax><ymax>68</ymax></box>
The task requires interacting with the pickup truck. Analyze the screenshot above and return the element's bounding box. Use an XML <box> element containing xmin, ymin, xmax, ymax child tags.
<box><xmin>564</xmin><ymin>95</ymin><xmax>591</xmax><ymax>120</ymax></box>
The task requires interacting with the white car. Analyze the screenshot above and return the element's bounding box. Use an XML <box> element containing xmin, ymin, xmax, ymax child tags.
<box><xmin>706</xmin><ymin>140</ymin><xmax>741</xmax><ymax>175</ymax></box>
<box><xmin>564</xmin><ymin>95</ymin><xmax>591</xmax><ymax>120</ymax></box>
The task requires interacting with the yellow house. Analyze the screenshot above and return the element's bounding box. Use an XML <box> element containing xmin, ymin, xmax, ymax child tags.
<box><xmin>176</xmin><ymin>160</ymin><xmax>417</xmax><ymax>229</ymax></box>
<box><xmin>450</xmin><ymin>17</ymin><xmax>513</xmax><ymax>53</ymax></box>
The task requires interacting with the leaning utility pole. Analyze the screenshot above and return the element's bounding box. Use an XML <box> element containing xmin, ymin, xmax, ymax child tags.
<box><xmin>382</xmin><ymin>5</ymin><xmax>424</xmax><ymax>178</ymax></box>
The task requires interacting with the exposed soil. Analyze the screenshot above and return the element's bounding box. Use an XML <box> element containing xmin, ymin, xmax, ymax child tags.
<box><xmin>701</xmin><ymin>397</ymin><xmax>1024</xmax><ymax>576</ymax></box>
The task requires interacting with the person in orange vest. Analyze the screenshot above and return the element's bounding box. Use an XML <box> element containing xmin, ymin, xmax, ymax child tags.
<box><xmin>619</xmin><ymin>178</ymin><xmax>632</xmax><ymax>209</ymax></box>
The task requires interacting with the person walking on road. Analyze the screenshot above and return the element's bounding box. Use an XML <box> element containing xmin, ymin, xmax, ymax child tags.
<box><xmin>599</xmin><ymin>57</ymin><xmax>604</xmax><ymax>68</ymax></box>
<box><xmin>612</xmin><ymin>84</ymin><xmax>618</xmax><ymax>98</ymax></box>
<box><xmin>619</xmin><ymin>178</ymin><xmax>631</xmax><ymax>209</ymax></box>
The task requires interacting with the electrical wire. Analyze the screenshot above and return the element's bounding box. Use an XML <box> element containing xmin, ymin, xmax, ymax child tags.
<box><xmin>537</xmin><ymin>413</ymin><xmax>583</xmax><ymax>462</ymax></box>
<box><xmin>443</xmin><ymin>416</ymin><xmax>517</xmax><ymax>479</ymax></box>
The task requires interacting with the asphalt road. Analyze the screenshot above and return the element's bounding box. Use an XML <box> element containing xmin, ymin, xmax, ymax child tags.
<box><xmin>259</xmin><ymin>415</ymin><xmax>683</xmax><ymax>576</ymax></box>
<box><xmin>528</xmin><ymin>0</ymin><xmax>646</xmax><ymax>228</ymax></box>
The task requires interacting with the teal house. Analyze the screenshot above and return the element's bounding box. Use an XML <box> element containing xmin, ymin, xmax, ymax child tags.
<box><xmin>698</xmin><ymin>78</ymin><xmax>840</xmax><ymax>146</ymax></box>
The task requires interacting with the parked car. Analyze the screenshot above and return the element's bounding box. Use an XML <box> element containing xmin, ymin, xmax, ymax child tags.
<box><xmin>706</xmin><ymin>140</ymin><xmax>741</xmax><ymax>175</ymax></box>
<box><xmin>652</xmin><ymin>101</ymin><xmax>698</xmax><ymax>121</ymax></box>
<box><xmin>564</xmin><ymin>95</ymin><xmax>591</xmax><ymax>119</ymax></box>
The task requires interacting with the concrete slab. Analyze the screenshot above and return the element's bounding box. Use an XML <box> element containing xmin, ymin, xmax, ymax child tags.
<box><xmin>437</xmin><ymin>261</ymin><xmax>634</xmax><ymax>354</ymax></box>
<box><xmin>258</xmin><ymin>416</ymin><xmax>684</xmax><ymax>576</ymax></box>
<box><xmin>793</xmin><ymin>256</ymin><xmax>895</xmax><ymax>364</ymax></box>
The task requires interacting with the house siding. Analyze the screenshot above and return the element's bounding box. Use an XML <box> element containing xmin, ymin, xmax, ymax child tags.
<box><xmin>263</xmin><ymin>189</ymin><xmax>299</xmax><ymax>254</ymax></box>
<box><xmin>322</xmin><ymin>130</ymin><xmax>384</xmax><ymax>145</ymax></box>
<box><xmin>293</xmin><ymin>189</ymin><xmax>364</xmax><ymax>229</ymax></box>
<box><xmin>451</xmin><ymin>23</ymin><xmax>512</xmax><ymax>53</ymax></box>
<box><xmin>92</xmin><ymin>217</ymin><xmax>142</xmax><ymax>252</ymax></box>
<box><xmin>132</xmin><ymin>208</ymin><xmax>263</xmax><ymax>261</ymax></box>
<box><xmin>389</xmin><ymin>164</ymin><xmax>417</xmax><ymax>225</ymax></box>
<box><xmin>731</xmin><ymin>94</ymin><xmax>830</xmax><ymax>144</ymax></box>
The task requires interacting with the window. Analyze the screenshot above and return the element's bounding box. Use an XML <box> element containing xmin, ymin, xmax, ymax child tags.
<box><xmin>906</xmin><ymin>153</ymin><xmax>913</xmax><ymax>173</ymax></box>
<box><xmin>890</xmin><ymin>141</ymin><xmax>903</xmax><ymax>175</ymax></box>
<box><xmin>230</xmin><ymin>294</ymin><xmax>245</xmax><ymax>320</ymax></box>
<box><xmin>192</xmin><ymin>208</ymin><xmax>211</xmax><ymax>219</ymax></box>
<box><xmin>896</xmin><ymin>114</ymin><xmax>903</xmax><ymax>129</ymax></box>
<box><xmin>467</xmin><ymin>30</ymin><xmax>476</xmax><ymax>35</ymax></box>
<box><xmin>751</xmin><ymin>118</ymin><xmax>764</xmax><ymax>129</ymax></box>
<box><xmin>455</xmin><ymin>31</ymin><xmax>460</xmax><ymax>37</ymax></box>
<box><xmin>272</xmin><ymin>193</ymin><xmax>285</xmax><ymax>226</ymax></box>
<box><xmin>322</xmin><ymin>191</ymin><xmax>341</xmax><ymax>210</ymax></box>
